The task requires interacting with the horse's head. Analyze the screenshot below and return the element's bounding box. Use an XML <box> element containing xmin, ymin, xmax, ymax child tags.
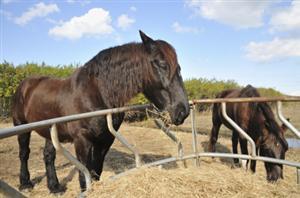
<box><xmin>139</xmin><ymin>30</ymin><xmax>189</xmax><ymax>125</ymax></box>
<box><xmin>258</xmin><ymin>104</ymin><xmax>288</xmax><ymax>182</ymax></box>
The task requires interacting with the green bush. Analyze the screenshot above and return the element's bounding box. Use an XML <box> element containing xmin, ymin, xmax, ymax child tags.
<box><xmin>0</xmin><ymin>62</ymin><xmax>284</xmax><ymax>117</ymax></box>
<box><xmin>257</xmin><ymin>87</ymin><xmax>282</xmax><ymax>97</ymax></box>
<box><xmin>184</xmin><ymin>78</ymin><xmax>240</xmax><ymax>111</ymax></box>
<box><xmin>0</xmin><ymin>62</ymin><xmax>76</xmax><ymax>117</ymax></box>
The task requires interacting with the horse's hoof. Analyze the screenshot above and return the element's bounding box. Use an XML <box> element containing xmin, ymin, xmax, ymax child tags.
<box><xmin>49</xmin><ymin>184</ymin><xmax>66</xmax><ymax>194</ymax></box>
<box><xmin>231</xmin><ymin>163</ymin><xmax>241</xmax><ymax>169</ymax></box>
<box><xmin>19</xmin><ymin>181</ymin><xmax>34</xmax><ymax>191</ymax></box>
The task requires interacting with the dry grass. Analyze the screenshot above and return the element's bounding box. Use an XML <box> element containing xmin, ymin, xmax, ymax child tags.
<box><xmin>89</xmin><ymin>166</ymin><xmax>299</xmax><ymax>198</ymax></box>
<box><xmin>0</xmin><ymin>102</ymin><xmax>299</xmax><ymax>197</ymax></box>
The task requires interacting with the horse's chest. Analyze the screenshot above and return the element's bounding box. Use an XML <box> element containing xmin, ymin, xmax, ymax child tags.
<box><xmin>83</xmin><ymin>114</ymin><xmax>124</xmax><ymax>140</ymax></box>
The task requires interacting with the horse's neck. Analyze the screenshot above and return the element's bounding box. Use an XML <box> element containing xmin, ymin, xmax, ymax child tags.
<box><xmin>254</xmin><ymin>112</ymin><xmax>271</xmax><ymax>142</ymax></box>
<box><xmin>106</xmin><ymin>63</ymin><xmax>148</xmax><ymax>107</ymax></box>
<box><xmin>75</xmin><ymin>58</ymin><xmax>149</xmax><ymax>108</ymax></box>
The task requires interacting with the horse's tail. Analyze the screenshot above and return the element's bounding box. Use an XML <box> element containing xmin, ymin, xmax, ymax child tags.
<box><xmin>12</xmin><ymin>76</ymin><xmax>49</xmax><ymax>126</ymax></box>
<box><xmin>12</xmin><ymin>79</ymin><xmax>27</xmax><ymax>126</ymax></box>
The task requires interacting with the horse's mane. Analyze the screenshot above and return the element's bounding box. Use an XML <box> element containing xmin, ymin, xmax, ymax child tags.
<box><xmin>258</xmin><ymin>102</ymin><xmax>281</xmax><ymax>134</ymax></box>
<box><xmin>240</xmin><ymin>85</ymin><xmax>287</xmax><ymax>148</ymax></box>
<box><xmin>259</xmin><ymin>102</ymin><xmax>288</xmax><ymax>149</ymax></box>
<box><xmin>239</xmin><ymin>85</ymin><xmax>261</xmax><ymax>121</ymax></box>
<box><xmin>83</xmin><ymin>42</ymin><xmax>144</xmax><ymax>76</ymax></box>
<box><xmin>75</xmin><ymin>42</ymin><xmax>149</xmax><ymax>107</ymax></box>
<box><xmin>73</xmin><ymin>39</ymin><xmax>179</xmax><ymax>108</ymax></box>
<box><xmin>239</xmin><ymin>85</ymin><xmax>276</xmax><ymax>124</ymax></box>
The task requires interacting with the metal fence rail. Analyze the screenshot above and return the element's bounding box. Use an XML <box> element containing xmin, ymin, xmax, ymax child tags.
<box><xmin>190</xmin><ymin>97</ymin><xmax>300</xmax><ymax>184</ymax></box>
<box><xmin>191</xmin><ymin>96</ymin><xmax>300</xmax><ymax>104</ymax></box>
<box><xmin>0</xmin><ymin>104</ymin><xmax>150</xmax><ymax>197</ymax></box>
<box><xmin>0</xmin><ymin>97</ymin><xmax>300</xmax><ymax>197</ymax></box>
<box><xmin>0</xmin><ymin>104</ymin><xmax>151</xmax><ymax>139</ymax></box>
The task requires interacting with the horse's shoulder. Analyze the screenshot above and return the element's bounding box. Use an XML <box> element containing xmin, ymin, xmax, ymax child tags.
<box><xmin>216</xmin><ymin>88</ymin><xmax>239</xmax><ymax>99</ymax></box>
<box><xmin>239</xmin><ymin>85</ymin><xmax>260</xmax><ymax>97</ymax></box>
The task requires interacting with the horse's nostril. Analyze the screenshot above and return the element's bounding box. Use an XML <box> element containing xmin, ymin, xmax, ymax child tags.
<box><xmin>179</xmin><ymin>111</ymin><xmax>184</xmax><ymax>118</ymax></box>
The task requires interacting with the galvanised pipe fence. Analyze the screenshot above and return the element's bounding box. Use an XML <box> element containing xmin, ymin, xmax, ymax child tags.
<box><xmin>0</xmin><ymin>97</ymin><xmax>300</xmax><ymax>197</ymax></box>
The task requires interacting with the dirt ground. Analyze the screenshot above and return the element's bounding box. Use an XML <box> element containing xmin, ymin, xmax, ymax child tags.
<box><xmin>0</xmin><ymin>117</ymin><xmax>300</xmax><ymax>197</ymax></box>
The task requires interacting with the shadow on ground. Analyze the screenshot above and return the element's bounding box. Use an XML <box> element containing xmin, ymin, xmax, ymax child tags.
<box><xmin>201</xmin><ymin>141</ymin><xmax>234</xmax><ymax>165</ymax></box>
<box><xmin>31</xmin><ymin>162</ymin><xmax>75</xmax><ymax>191</ymax></box>
<box><xmin>29</xmin><ymin>148</ymin><xmax>177</xmax><ymax>192</ymax></box>
<box><xmin>104</xmin><ymin>148</ymin><xmax>177</xmax><ymax>174</ymax></box>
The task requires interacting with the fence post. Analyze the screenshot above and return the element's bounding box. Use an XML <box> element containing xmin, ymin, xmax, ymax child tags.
<box><xmin>276</xmin><ymin>101</ymin><xmax>300</xmax><ymax>138</ymax></box>
<box><xmin>191</xmin><ymin>105</ymin><xmax>200</xmax><ymax>167</ymax></box>
<box><xmin>221</xmin><ymin>102</ymin><xmax>256</xmax><ymax>157</ymax></box>
<box><xmin>0</xmin><ymin>179</ymin><xmax>26</xmax><ymax>198</ymax></box>
<box><xmin>106</xmin><ymin>114</ymin><xmax>141</xmax><ymax>167</ymax></box>
<box><xmin>154</xmin><ymin>119</ymin><xmax>187</xmax><ymax>168</ymax></box>
<box><xmin>297</xmin><ymin>168</ymin><xmax>300</xmax><ymax>184</ymax></box>
<box><xmin>50</xmin><ymin>124</ymin><xmax>91</xmax><ymax>191</ymax></box>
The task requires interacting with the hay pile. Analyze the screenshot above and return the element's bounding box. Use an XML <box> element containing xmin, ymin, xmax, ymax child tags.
<box><xmin>87</xmin><ymin>162</ymin><xmax>299</xmax><ymax>198</ymax></box>
<box><xmin>1</xmin><ymin>123</ymin><xmax>299</xmax><ymax>198</ymax></box>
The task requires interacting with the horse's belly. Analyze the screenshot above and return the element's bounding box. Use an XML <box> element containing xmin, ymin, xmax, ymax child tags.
<box><xmin>33</xmin><ymin>124</ymin><xmax>73</xmax><ymax>143</ymax></box>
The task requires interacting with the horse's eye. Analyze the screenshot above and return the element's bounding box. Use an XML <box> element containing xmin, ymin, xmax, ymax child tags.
<box><xmin>155</xmin><ymin>60</ymin><xmax>168</xmax><ymax>70</ymax></box>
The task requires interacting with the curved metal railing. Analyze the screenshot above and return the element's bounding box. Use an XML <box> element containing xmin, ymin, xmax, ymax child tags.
<box><xmin>0</xmin><ymin>97</ymin><xmax>300</xmax><ymax>197</ymax></box>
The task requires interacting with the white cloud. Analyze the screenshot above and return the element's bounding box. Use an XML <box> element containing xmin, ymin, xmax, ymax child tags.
<box><xmin>172</xmin><ymin>22</ymin><xmax>200</xmax><ymax>34</ymax></box>
<box><xmin>117</xmin><ymin>14</ymin><xmax>135</xmax><ymax>30</ymax></box>
<box><xmin>245</xmin><ymin>37</ymin><xmax>300</xmax><ymax>62</ymax></box>
<box><xmin>186</xmin><ymin>0</ymin><xmax>272</xmax><ymax>29</ymax></box>
<box><xmin>66</xmin><ymin>0</ymin><xmax>91</xmax><ymax>5</ymax></box>
<box><xmin>49</xmin><ymin>8</ymin><xmax>114</xmax><ymax>40</ymax></box>
<box><xmin>14</xmin><ymin>2</ymin><xmax>59</xmax><ymax>26</ymax></box>
<box><xmin>270</xmin><ymin>1</ymin><xmax>300</xmax><ymax>32</ymax></box>
<box><xmin>130</xmin><ymin>6</ymin><xmax>137</xmax><ymax>12</ymax></box>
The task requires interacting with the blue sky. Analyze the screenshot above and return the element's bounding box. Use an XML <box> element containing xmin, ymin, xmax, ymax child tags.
<box><xmin>1</xmin><ymin>0</ymin><xmax>300</xmax><ymax>95</ymax></box>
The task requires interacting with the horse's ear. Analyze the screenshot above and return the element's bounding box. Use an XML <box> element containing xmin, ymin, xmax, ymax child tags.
<box><xmin>139</xmin><ymin>30</ymin><xmax>156</xmax><ymax>53</ymax></box>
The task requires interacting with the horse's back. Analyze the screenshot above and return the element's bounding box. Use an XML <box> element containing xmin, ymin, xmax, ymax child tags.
<box><xmin>12</xmin><ymin>76</ymin><xmax>51</xmax><ymax>124</ymax></box>
<box><xmin>212</xmin><ymin>88</ymin><xmax>240</xmax><ymax>125</ymax></box>
<box><xmin>12</xmin><ymin>76</ymin><xmax>76</xmax><ymax>140</ymax></box>
<box><xmin>212</xmin><ymin>85</ymin><xmax>259</xmax><ymax>129</ymax></box>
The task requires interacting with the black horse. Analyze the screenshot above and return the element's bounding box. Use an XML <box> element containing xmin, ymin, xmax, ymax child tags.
<box><xmin>208</xmin><ymin>85</ymin><xmax>288</xmax><ymax>181</ymax></box>
<box><xmin>12</xmin><ymin>31</ymin><xmax>190</xmax><ymax>193</ymax></box>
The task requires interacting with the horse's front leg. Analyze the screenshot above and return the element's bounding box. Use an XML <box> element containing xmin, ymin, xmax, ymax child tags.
<box><xmin>239</xmin><ymin>138</ymin><xmax>249</xmax><ymax>170</ymax></box>
<box><xmin>73</xmin><ymin>130</ymin><xmax>94</xmax><ymax>192</ymax></box>
<box><xmin>43</xmin><ymin>139</ymin><xmax>64</xmax><ymax>193</ymax></box>
<box><xmin>250</xmin><ymin>147</ymin><xmax>258</xmax><ymax>173</ymax></box>
<box><xmin>90</xmin><ymin>132</ymin><xmax>115</xmax><ymax>181</ymax></box>
<box><xmin>208</xmin><ymin>122</ymin><xmax>221</xmax><ymax>152</ymax></box>
<box><xmin>18</xmin><ymin>132</ymin><xmax>33</xmax><ymax>190</ymax></box>
<box><xmin>232</xmin><ymin>131</ymin><xmax>240</xmax><ymax>167</ymax></box>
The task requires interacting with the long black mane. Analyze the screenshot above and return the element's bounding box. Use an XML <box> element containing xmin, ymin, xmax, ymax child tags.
<box><xmin>74</xmin><ymin>42</ymin><xmax>150</xmax><ymax>108</ymax></box>
<box><xmin>239</xmin><ymin>85</ymin><xmax>288</xmax><ymax>149</ymax></box>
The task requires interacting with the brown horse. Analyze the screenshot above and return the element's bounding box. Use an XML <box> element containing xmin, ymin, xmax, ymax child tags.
<box><xmin>12</xmin><ymin>31</ymin><xmax>190</xmax><ymax>193</ymax></box>
<box><xmin>208</xmin><ymin>85</ymin><xmax>288</xmax><ymax>181</ymax></box>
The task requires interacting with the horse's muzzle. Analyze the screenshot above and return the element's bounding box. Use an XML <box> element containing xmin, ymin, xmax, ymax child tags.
<box><xmin>171</xmin><ymin>103</ymin><xmax>189</xmax><ymax>126</ymax></box>
<box><xmin>266</xmin><ymin>164</ymin><xmax>283</xmax><ymax>182</ymax></box>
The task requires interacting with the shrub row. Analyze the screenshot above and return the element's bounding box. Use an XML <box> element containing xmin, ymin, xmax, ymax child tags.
<box><xmin>0</xmin><ymin>62</ymin><xmax>283</xmax><ymax>117</ymax></box>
